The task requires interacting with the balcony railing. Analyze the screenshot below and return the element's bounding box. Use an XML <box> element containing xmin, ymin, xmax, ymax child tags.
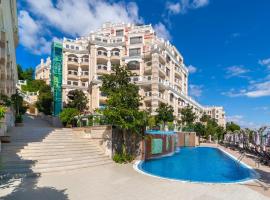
<box><xmin>68</xmin><ymin>70</ymin><xmax>78</xmax><ymax>76</ymax></box>
<box><xmin>81</xmin><ymin>71</ymin><xmax>89</xmax><ymax>76</ymax></box>
<box><xmin>111</xmin><ymin>51</ymin><xmax>120</xmax><ymax>57</ymax></box>
<box><xmin>144</xmin><ymin>91</ymin><xmax>152</xmax><ymax>97</ymax></box>
<box><xmin>97</xmin><ymin>50</ymin><xmax>108</xmax><ymax>57</ymax></box>
<box><xmin>97</xmin><ymin>64</ymin><xmax>108</xmax><ymax>71</ymax></box>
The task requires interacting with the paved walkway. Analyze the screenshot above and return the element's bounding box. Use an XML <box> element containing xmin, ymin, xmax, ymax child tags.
<box><xmin>0</xmin><ymin>117</ymin><xmax>270</xmax><ymax>199</ymax></box>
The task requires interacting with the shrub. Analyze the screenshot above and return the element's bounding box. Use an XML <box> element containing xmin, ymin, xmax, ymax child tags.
<box><xmin>112</xmin><ymin>144</ymin><xmax>134</xmax><ymax>163</ymax></box>
<box><xmin>15</xmin><ymin>114</ymin><xmax>23</xmax><ymax>123</ymax></box>
<box><xmin>59</xmin><ymin>108</ymin><xmax>79</xmax><ymax>126</ymax></box>
<box><xmin>0</xmin><ymin>106</ymin><xmax>6</xmax><ymax>120</ymax></box>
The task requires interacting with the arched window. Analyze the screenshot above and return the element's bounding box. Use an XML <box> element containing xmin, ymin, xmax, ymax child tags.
<box><xmin>127</xmin><ymin>61</ymin><xmax>140</xmax><ymax>70</ymax></box>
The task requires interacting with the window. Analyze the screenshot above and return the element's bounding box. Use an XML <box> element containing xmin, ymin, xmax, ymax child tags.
<box><xmin>75</xmin><ymin>46</ymin><xmax>79</xmax><ymax>50</ymax></box>
<box><xmin>103</xmin><ymin>39</ymin><xmax>107</xmax><ymax>43</ymax></box>
<box><xmin>71</xmin><ymin>45</ymin><xmax>74</xmax><ymax>49</ymax></box>
<box><xmin>66</xmin><ymin>44</ymin><xmax>69</xmax><ymax>48</ymax></box>
<box><xmin>116</xmin><ymin>29</ymin><xmax>124</xmax><ymax>36</ymax></box>
<box><xmin>67</xmin><ymin>81</ymin><xmax>71</xmax><ymax>85</ymax></box>
<box><xmin>129</xmin><ymin>48</ymin><xmax>141</xmax><ymax>57</ymax></box>
<box><xmin>73</xmin><ymin>82</ymin><xmax>78</xmax><ymax>86</ymax></box>
<box><xmin>166</xmin><ymin>68</ymin><xmax>170</xmax><ymax>76</ymax></box>
<box><xmin>127</xmin><ymin>61</ymin><xmax>140</xmax><ymax>70</ymax></box>
<box><xmin>130</xmin><ymin>36</ymin><xmax>142</xmax><ymax>44</ymax></box>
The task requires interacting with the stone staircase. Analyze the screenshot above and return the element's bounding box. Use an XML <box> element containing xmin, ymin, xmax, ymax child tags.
<box><xmin>0</xmin><ymin>128</ymin><xmax>112</xmax><ymax>178</ymax></box>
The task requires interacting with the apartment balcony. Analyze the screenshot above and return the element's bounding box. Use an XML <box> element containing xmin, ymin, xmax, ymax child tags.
<box><xmin>91</xmin><ymin>75</ymin><xmax>102</xmax><ymax>85</ymax></box>
<box><xmin>0</xmin><ymin>48</ymin><xmax>5</xmax><ymax>64</ymax></box>
<box><xmin>130</xmin><ymin>76</ymin><xmax>152</xmax><ymax>86</ymax></box>
<box><xmin>157</xmin><ymin>92</ymin><xmax>167</xmax><ymax>103</ymax></box>
<box><xmin>144</xmin><ymin>61</ymin><xmax>152</xmax><ymax>73</ymax></box>
<box><xmin>158</xmin><ymin>64</ymin><xmax>166</xmax><ymax>76</ymax></box>
<box><xmin>67</xmin><ymin>57</ymin><xmax>79</xmax><ymax>66</ymax></box>
<box><xmin>81</xmin><ymin>81</ymin><xmax>89</xmax><ymax>88</ymax></box>
<box><xmin>80</xmin><ymin>71</ymin><xmax>89</xmax><ymax>80</ymax></box>
<box><xmin>175</xmin><ymin>66</ymin><xmax>182</xmax><ymax>75</ymax></box>
<box><xmin>97</xmin><ymin>50</ymin><xmax>108</xmax><ymax>62</ymax></box>
<box><xmin>99</xmin><ymin>92</ymin><xmax>107</xmax><ymax>103</ymax></box>
<box><xmin>111</xmin><ymin>50</ymin><xmax>120</xmax><ymax>60</ymax></box>
<box><xmin>81</xmin><ymin>58</ymin><xmax>89</xmax><ymax>66</ymax></box>
<box><xmin>0</xmin><ymin>30</ymin><xmax>6</xmax><ymax>48</ymax></box>
<box><xmin>67</xmin><ymin>70</ymin><xmax>79</xmax><ymax>79</ymax></box>
<box><xmin>143</xmin><ymin>91</ymin><xmax>152</xmax><ymax>102</ymax></box>
<box><xmin>97</xmin><ymin>64</ymin><xmax>109</xmax><ymax>74</ymax></box>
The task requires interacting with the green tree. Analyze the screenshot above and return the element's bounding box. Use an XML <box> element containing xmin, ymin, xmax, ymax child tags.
<box><xmin>180</xmin><ymin>105</ymin><xmax>196</xmax><ymax>127</ymax></box>
<box><xmin>21</xmin><ymin>80</ymin><xmax>46</xmax><ymax>92</ymax></box>
<box><xmin>17</xmin><ymin>64</ymin><xmax>34</xmax><ymax>81</ymax></box>
<box><xmin>200</xmin><ymin>113</ymin><xmax>210</xmax><ymax>123</ymax></box>
<box><xmin>66</xmin><ymin>89</ymin><xmax>88</xmax><ymax>112</ymax></box>
<box><xmin>36</xmin><ymin>83</ymin><xmax>53</xmax><ymax>115</ymax></box>
<box><xmin>156</xmin><ymin>103</ymin><xmax>174</xmax><ymax>129</ymax></box>
<box><xmin>59</xmin><ymin>108</ymin><xmax>79</xmax><ymax>126</ymax></box>
<box><xmin>194</xmin><ymin>122</ymin><xmax>206</xmax><ymax>142</ymax></box>
<box><xmin>147</xmin><ymin>116</ymin><xmax>156</xmax><ymax>129</ymax></box>
<box><xmin>0</xmin><ymin>106</ymin><xmax>6</xmax><ymax>120</ymax></box>
<box><xmin>226</xmin><ymin>122</ymin><xmax>240</xmax><ymax>132</ymax></box>
<box><xmin>100</xmin><ymin>65</ymin><xmax>146</xmax><ymax>159</ymax></box>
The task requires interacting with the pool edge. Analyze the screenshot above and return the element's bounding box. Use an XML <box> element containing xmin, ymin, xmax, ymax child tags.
<box><xmin>133</xmin><ymin>146</ymin><xmax>259</xmax><ymax>185</ymax></box>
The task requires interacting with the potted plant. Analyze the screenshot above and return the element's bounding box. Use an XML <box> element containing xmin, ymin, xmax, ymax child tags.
<box><xmin>15</xmin><ymin>114</ymin><xmax>24</xmax><ymax>127</ymax></box>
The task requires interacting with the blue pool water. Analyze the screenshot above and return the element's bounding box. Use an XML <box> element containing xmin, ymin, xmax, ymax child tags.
<box><xmin>138</xmin><ymin>147</ymin><xmax>258</xmax><ymax>183</ymax></box>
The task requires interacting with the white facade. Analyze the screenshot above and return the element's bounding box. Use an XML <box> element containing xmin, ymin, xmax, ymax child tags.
<box><xmin>35</xmin><ymin>57</ymin><xmax>51</xmax><ymax>85</ymax></box>
<box><xmin>0</xmin><ymin>0</ymin><xmax>18</xmax><ymax>96</ymax></box>
<box><xmin>204</xmin><ymin>106</ymin><xmax>226</xmax><ymax>128</ymax></box>
<box><xmin>58</xmin><ymin>22</ymin><xmax>225</xmax><ymax>124</ymax></box>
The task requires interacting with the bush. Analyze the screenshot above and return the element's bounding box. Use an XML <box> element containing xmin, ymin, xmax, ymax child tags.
<box><xmin>59</xmin><ymin>108</ymin><xmax>79</xmax><ymax>126</ymax></box>
<box><xmin>112</xmin><ymin>144</ymin><xmax>134</xmax><ymax>163</ymax></box>
<box><xmin>15</xmin><ymin>114</ymin><xmax>23</xmax><ymax>123</ymax></box>
<box><xmin>0</xmin><ymin>106</ymin><xmax>6</xmax><ymax>120</ymax></box>
<box><xmin>113</xmin><ymin>153</ymin><xmax>134</xmax><ymax>164</ymax></box>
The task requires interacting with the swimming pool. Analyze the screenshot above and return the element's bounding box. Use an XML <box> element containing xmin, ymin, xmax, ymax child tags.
<box><xmin>136</xmin><ymin>147</ymin><xmax>258</xmax><ymax>183</ymax></box>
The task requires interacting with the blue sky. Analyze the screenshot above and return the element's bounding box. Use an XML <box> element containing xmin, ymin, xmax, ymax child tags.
<box><xmin>17</xmin><ymin>0</ymin><xmax>270</xmax><ymax>128</ymax></box>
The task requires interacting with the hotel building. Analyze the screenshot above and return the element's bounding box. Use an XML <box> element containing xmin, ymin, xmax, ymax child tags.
<box><xmin>0</xmin><ymin>0</ymin><xmax>18</xmax><ymax>96</ymax></box>
<box><xmin>49</xmin><ymin>22</ymin><xmax>225</xmax><ymax>125</ymax></box>
<box><xmin>204</xmin><ymin>106</ymin><xmax>226</xmax><ymax>128</ymax></box>
<box><xmin>35</xmin><ymin>57</ymin><xmax>51</xmax><ymax>85</ymax></box>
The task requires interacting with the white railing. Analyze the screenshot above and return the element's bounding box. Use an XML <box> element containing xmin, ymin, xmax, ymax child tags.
<box><xmin>81</xmin><ymin>71</ymin><xmax>89</xmax><ymax>76</ymax></box>
<box><xmin>144</xmin><ymin>91</ymin><xmax>152</xmax><ymax>97</ymax></box>
<box><xmin>97</xmin><ymin>64</ymin><xmax>108</xmax><ymax>71</ymax></box>
<box><xmin>68</xmin><ymin>70</ymin><xmax>78</xmax><ymax>76</ymax></box>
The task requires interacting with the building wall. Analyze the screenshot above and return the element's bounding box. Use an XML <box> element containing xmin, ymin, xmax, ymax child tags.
<box><xmin>204</xmin><ymin>106</ymin><xmax>226</xmax><ymax>128</ymax></box>
<box><xmin>0</xmin><ymin>0</ymin><xmax>18</xmax><ymax>96</ymax></box>
<box><xmin>35</xmin><ymin>57</ymin><xmax>51</xmax><ymax>85</ymax></box>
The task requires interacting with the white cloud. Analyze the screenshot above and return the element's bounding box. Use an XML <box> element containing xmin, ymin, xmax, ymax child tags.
<box><xmin>18</xmin><ymin>10</ymin><xmax>51</xmax><ymax>55</ymax></box>
<box><xmin>189</xmin><ymin>84</ymin><xmax>203</xmax><ymax>97</ymax></box>
<box><xmin>227</xmin><ymin>115</ymin><xmax>258</xmax><ymax>129</ymax></box>
<box><xmin>167</xmin><ymin>0</ymin><xmax>209</xmax><ymax>14</ymax></box>
<box><xmin>259</xmin><ymin>57</ymin><xmax>270</xmax><ymax>69</ymax></box>
<box><xmin>166</xmin><ymin>2</ymin><xmax>181</xmax><ymax>14</ymax></box>
<box><xmin>222</xmin><ymin>80</ymin><xmax>270</xmax><ymax>98</ymax></box>
<box><xmin>187</xmin><ymin>65</ymin><xmax>197</xmax><ymax>74</ymax></box>
<box><xmin>20</xmin><ymin>0</ymin><xmax>143</xmax><ymax>54</ymax></box>
<box><xmin>226</xmin><ymin>65</ymin><xmax>250</xmax><ymax>78</ymax></box>
<box><xmin>154</xmin><ymin>22</ymin><xmax>171</xmax><ymax>40</ymax></box>
<box><xmin>245</xmin><ymin>81</ymin><xmax>270</xmax><ymax>97</ymax></box>
<box><xmin>191</xmin><ymin>0</ymin><xmax>209</xmax><ymax>8</ymax></box>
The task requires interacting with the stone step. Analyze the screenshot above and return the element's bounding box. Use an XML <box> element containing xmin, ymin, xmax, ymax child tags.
<box><xmin>0</xmin><ymin>160</ymin><xmax>112</xmax><ymax>174</ymax></box>
<box><xmin>19</xmin><ymin>146</ymin><xmax>100</xmax><ymax>154</ymax></box>
<box><xmin>1</xmin><ymin>152</ymin><xmax>106</xmax><ymax>162</ymax></box>
<box><xmin>17</xmin><ymin>149</ymin><xmax>103</xmax><ymax>158</ymax></box>
<box><xmin>3</xmin><ymin>156</ymin><xmax>111</xmax><ymax>169</ymax></box>
<box><xmin>1</xmin><ymin>154</ymin><xmax>108</xmax><ymax>165</ymax></box>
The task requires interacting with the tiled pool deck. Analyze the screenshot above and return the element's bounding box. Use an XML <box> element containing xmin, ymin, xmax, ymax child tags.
<box><xmin>1</xmin><ymin>144</ymin><xmax>270</xmax><ymax>200</ymax></box>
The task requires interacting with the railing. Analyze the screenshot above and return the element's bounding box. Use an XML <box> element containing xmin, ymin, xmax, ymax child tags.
<box><xmin>158</xmin><ymin>92</ymin><xmax>166</xmax><ymax>100</ymax></box>
<box><xmin>97</xmin><ymin>50</ymin><xmax>108</xmax><ymax>57</ymax></box>
<box><xmin>159</xmin><ymin>64</ymin><xmax>166</xmax><ymax>73</ymax></box>
<box><xmin>81</xmin><ymin>71</ymin><xmax>89</xmax><ymax>76</ymax></box>
<box><xmin>144</xmin><ymin>91</ymin><xmax>152</xmax><ymax>97</ymax></box>
<box><xmin>97</xmin><ymin>64</ymin><xmax>108</xmax><ymax>71</ymax></box>
<box><xmin>111</xmin><ymin>51</ymin><xmax>120</xmax><ymax>56</ymax></box>
<box><xmin>68</xmin><ymin>70</ymin><xmax>78</xmax><ymax>76</ymax></box>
